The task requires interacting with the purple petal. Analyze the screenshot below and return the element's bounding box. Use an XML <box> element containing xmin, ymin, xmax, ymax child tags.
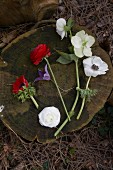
<box><xmin>43</xmin><ymin>64</ymin><xmax>51</xmax><ymax>80</ymax></box>
<box><xmin>45</xmin><ymin>64</ymin><xmax>50</xmax><ymax>75</ymax></box>
<box><xmin>34</xmin><ymin>77</ymin><xmax>43</xmax><ymax>82</ymax></box>
<box><xmin>43</xmin><ymin>74</ymin><xmax>51</xmax><ymax>80</ymax></box>
<box><xmin>38</xmin><ymin>70</ymin><xmax>44</xmax><ymax>77</ymax></box>
<box><xmin>34</xmin><ymin>64</ymin><xmax>51</xmax><ymax>82</ymax></box>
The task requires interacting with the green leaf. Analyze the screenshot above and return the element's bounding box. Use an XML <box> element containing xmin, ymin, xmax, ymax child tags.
<box><xmin>68</xmin><ymin>46</ymin><xmax>74</xmax><ymax>53</ymax></box>
<box><xmin>64</xmin><ymin>25</ymin><xmax>70</xmax><ymax>32</ymax></box>
<box><xmin>57</xmin><ymin>56</ymin><xmax>72</xmax><ymax>64</ymax></box>
<box><xmin>56</xmin><ymin>50</ymin><xmax>71</xmax><ymax>60</ymax></box>
<box><xmin>56</xmin><ymin>49</ymin><xmax>78</xmax><ymax>64</ymax></box>
<box><xmin>69</xmin><ymin>54</ymin><xmax>78</xmax><ymax>62</ymax></box>
<box><xmin>67</xmin><ymin>18</ymin><xmax>74</xmax><ymax>29</ymax></box>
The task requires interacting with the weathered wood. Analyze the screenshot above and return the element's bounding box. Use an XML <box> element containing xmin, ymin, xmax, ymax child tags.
<box><xmin>0</xmin><ymin>0</ymin><xmax>58</xmax><ymax>26</ymax></box>
<box><xmin>107</xmin><ymin>89</ymin><xmax>113</xmax><ymax>106</ymax></box>
<box><xmin>0</xmin><ymin>24</ymin><xmax>113</xmax><ymax>143</ymax></box>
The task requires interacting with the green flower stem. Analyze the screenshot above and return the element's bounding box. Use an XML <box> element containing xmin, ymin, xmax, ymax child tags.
<box><xmin>69</xmin><ymin>30</ymin><xmax>72</xmax><ymax>38</ymax></box>
<box><xmin>71</xmin><ymin>60</ymin><xmax>80</xmax><ymax>112</ymax></box>
<box><xmin>44</xmin><ymin>57</ymin><xmax>70</xmax><ymax>121</ymax></box>
<box><xmin>54</xmin><ymin>110</ymin><xmax>74</xmax><ymax>137</ymax></box>
<box><xmin>30</xmin><ymin>95</ymin><xmax>39</xmax><ymax>109</ymax></box>
<box><xmin>76</xmin><ymin>76</ymin><xmax>91</xmax><ymax>120</ymax></box>
<box><xmin>54</xmin><ymin>60</ymin><xmax>80</xmax><ymax>137</ymax></box>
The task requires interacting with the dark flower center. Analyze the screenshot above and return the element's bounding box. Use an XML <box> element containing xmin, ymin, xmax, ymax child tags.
<box><xmin>91</xmin><ymin>64</ymin><xmax>99</xmax><ymax>70</ymax></box>
<box><xmin>19</xmin><ymin>83</ymin><xmax>25</xmax><ymax>88</ymax></box>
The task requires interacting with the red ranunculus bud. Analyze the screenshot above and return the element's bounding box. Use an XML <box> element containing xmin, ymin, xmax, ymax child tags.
<box><xmin>12</xmin><ymin>75</ymin><xmax>28</xmax><ymax>94</ymax></box>
<box><xmin>30</xmin><ymin>44</ymin><xmax>51</xmax><ymax>65</ymax></box>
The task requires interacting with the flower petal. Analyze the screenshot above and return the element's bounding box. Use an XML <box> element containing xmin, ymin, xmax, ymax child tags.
<box><xmin>92</xmin><ymin>56</ymin><xmax>104</xmax><ymax>66</ymax></box>
<box><xmin>0</xmin><ymin>105</ymin><xmax>4</xmax><ymax>112</ymax></box>
<box><xmin>71</xmin><ymin>35</ymin><xmax>82</xmax><ymax>48</ymax></box>
<box><xmin>38</xmin><ymin>106</ymin><xmax>61</xmax><ymax>128</ymax></box>
<box><xmin>83</xmin><ymin>57</ymin><xmax>93</xmax><ymax>67</ymax></box>
<box><xmin>98</xmin><ymin>70</ymin><xmax>107</xmax><ymax>75</ymax></box>
<box><xmin>61</xmin><ymin>31</ymin><xmax>66</xmax><ymax>40</ymax></box>
<box><xmin>99</xmin><ymin>62</ymin><xmax>109</xmax><ymax>72</ymax></box>
<box><xmin>74</xmin><ymin>47</ymin><xmax>84</xmax><ymax>58</ymax></box>
<box><xmin>85</xmin><ymin>35</ymin><xmax>95</xmax><ymax>48</ymax></box>
<box><xmin>30</xmin><ymin>44</ymin><xmax>51</xmax><ymax>65</ymax></box>
<box><xmin>56</xmin><ymin>30</ymin><xmax>66</xmax><ymax>40</ymax></box>
<box><xmin>12</xmin><ymin>75</ymin><xmax>28</xmax><ymax>94</ymax></box>
<box><xmin>83</xmin><ymin>56</ymin><xmax>109</xmax><ymax>77</ymax></box>
<box><xmin>56</xmin><ymin>18</ymin><xmax>66</xmax><ymax>31</ymax></box>
<box><xmin>76</xmin><ymin>30</ymin><xmax>86</xmax><ymax>41</ymax></box>
<box><xmin>83</xmin><ymin>47</ymin><xmax>92</xmax><ymax>57</ymax></box>
<box><xmin>84</xmin><ymin>67</ymin><xmax>99</xmax><ymax>77</ymax></box>
<box><xmin>34</xmin><ymin>65</ymin><xmax>50</xmax><ymax>82</ymax></box>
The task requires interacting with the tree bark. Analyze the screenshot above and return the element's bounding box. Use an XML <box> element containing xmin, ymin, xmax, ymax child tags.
<box><xmin>0</xmin><ymin>0</ymin><xmax>58</xmax><ymax>26</ymax></box>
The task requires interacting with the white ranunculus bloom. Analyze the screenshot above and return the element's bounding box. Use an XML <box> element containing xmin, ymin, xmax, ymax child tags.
<box><xmin>83</xmin><ymin>56</ymin><xmax>109</xmax><ymax>77</ymax></box>
<box><xmin>71</xmin><ymin>30</ymin><xmax>95</xmax><ymax>58</ymax></box>
<box><xmin>56</xmin><ymin>18</ymin><xmax>67</xmax><ymax>40</ymax></box>
<box><xmin>0</xmin><ymin>105</ymin><xmax>4</xmax><ymax>112</ymax></box>
<box><xmin>38</xmin><ymin>106</ymin><xmax>61</xmax><ymax>128</ymax></box>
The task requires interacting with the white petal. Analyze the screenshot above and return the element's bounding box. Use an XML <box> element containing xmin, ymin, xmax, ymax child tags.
<box><xmin>56</xmin><ymin>18</ymin><xmax>66</xmax><ymax>31</ymax></box>
<box><xmin>38</xmin><ymin>106</ymin><xmax>60</xmax><ymax>128</ymax></box>
<box><xmin>83</xmin><ymin>57</ymin><xmax>93</xmax><ymax>67</ymax></box>
<box><xmin>99</xmin><ymin>62</ymin><xmax>109</xmax><ymax>72</ymax></box>
<box><xmin>71</xmin><ymin>36</ymin><xmax>82</xmax><ymax>48</ymax></box>
<box><xmin>98</xmin><ymin>70</ymin><xmax>107</xmax><ymax>75</ymax></box>
<box><xmin>74</xmin><ymin>47</ymin><xmax>84</xmax><ymax>58</ymax></box>
<box><xmin>92</xmin><ymin>56</ymin><xmax>109</xmax><ymax>72</ymax></box>
<box><xmin>56</xmin><ymin>30</ymin><xmax>66</xmax><ymax>40</ymax></box>
<box><xmin>85</xmin><ymin>35</ymin><xmax>95</xmax><ymax>47</ymax></box>
<box><xmin>84</xmin><ymin>67</ymin><xmax>99</xmax><ymax>77</ymax></box>
<box><xmin>0</xmin><ymin>105</ymin><xmax>4</xmax><ymax>112</ymax></box>
<box><xmin>76</xmin><ymin>30</ymin><xmax>86</xmax><ymax>41</ymax></box>
<box><xmin>92</xmin><ymin>56</ymin><xmax>104</xmax><ymax>66</ymax></box>
<box><xmin>83</xmin><ymin>47</ymin><xmax>92</xmax><ymax>57</ymax></box>
<box><xmin>61</xmin><ymin>31</ymin><xmax>66</xmax><ymax>40</ymax></box>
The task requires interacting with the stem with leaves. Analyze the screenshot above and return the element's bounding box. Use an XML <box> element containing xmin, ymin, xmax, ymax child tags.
<box><xmin>76</xmin><ymin>76</ymin><xmax>91</xmax><ymax>119</ymax></box>
<box><xmin>54</xmin><ymin>59</ymin><xmax>80</xmax><ymax>136</ymax></box>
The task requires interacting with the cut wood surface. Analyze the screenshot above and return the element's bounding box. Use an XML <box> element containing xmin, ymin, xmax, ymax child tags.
<box><xmin>0</xmin><ymin>24</ymin><xmax>113</xmax><ymax>143</ymax></box>
<box><xmin>0</xmin><ymin>0</ymin><xmax>58</xmax><ymax>26</ymax></box>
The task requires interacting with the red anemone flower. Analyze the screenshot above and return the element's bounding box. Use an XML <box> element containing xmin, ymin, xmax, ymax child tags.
<box><xmin>30</xmin><ymin>44</ymin><xmax>51</xmax><ymax>65</ymax></box>
<box><xmin>12</xmin><ymin>75</ymin><xmax>28</xmax><ymax>94</ymax></box>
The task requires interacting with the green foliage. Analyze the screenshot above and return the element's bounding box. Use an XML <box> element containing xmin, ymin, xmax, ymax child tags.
<box><xmin>64</xmin><ymin>18</ymin><xmax>74</xmax><ymax>32</ymax></box>
<box><xmin>67</xmin><ymin>18</ymin><xmax>74</xmax><ymax>29</ymax></box>
<box><xmin>14</xmin><ymin>83</ymin><xmax>36</xmax><ymax>102</ymax></box>
<box><xmin>56</xmin><ymin>50</ymin><xmax>78</xmax><ymax>64</ymax></box>
<box><xmin>57</xmin><ymin>56</ymin><xmax>72</xmax><ymax>64</ymax></box>
<box><xmin>68</xmin><ymin>46</ymin><xmax>74</xmax><ymax>53</ymax></box>
<box><xmin>77</xmin><ymin>87</ymin><xmax>98</xmax><ymax>101</ymax></box>
<box><xmin>69</xmin><ymin>147</ymin><xmax>76</xmax><ymax>155</ymax></box>
<box><xmin>43</xmin><ymin>161</ymin><xmax>49</xmax><ymax>170</ymax></box>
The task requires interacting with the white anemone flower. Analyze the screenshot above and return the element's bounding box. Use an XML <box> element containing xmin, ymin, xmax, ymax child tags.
<box><xmin>83</xmin><ymin>56</ymin><xmax>109</xmax><ymax>77</ymax></box>
<box><xmin>0</xmin><ymin>105</ymin><xmax>4</xmax><ymax>112</ymax></box>
<box><xmin>71</xmin><ymin>30</ymin><xmax>95</xmax><ymax>58</ymax></box>
<box><xmin>56</xmin><ymin>18</ymin><xmax>67</xmax><ymax>40</ymax></box>
<box><xmin>38</xmin><ymin>106</ymin><xmax>61</xmax><ymax>128</ymax></box>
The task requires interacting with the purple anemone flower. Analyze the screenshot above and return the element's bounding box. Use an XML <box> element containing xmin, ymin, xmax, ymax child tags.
<box><xmin>34</xmin><ymin>64</ymin><xmax>50</xmax><ymax>82</ymax></box>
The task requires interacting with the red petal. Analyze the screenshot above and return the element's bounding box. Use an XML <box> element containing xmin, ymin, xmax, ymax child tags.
<box><xmin>30</xmin><ymin>44</ymin><xmax>51</xmax><ymax>65</ymax></box>
<box><xmin>12</xmin><ymin>75</ymin><xmax>28</xmax><ymax>94</ymax></box>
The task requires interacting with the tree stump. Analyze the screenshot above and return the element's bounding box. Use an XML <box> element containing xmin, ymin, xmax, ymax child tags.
<box><xmin>0</xmin><ymin>23</ymin><xmax>113</xmax><ymax>143</ymax></box>
<box><xmin>0</xmin><ymin>0</ymin><xmax>58</xmax><ymax>26</ymax></box>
